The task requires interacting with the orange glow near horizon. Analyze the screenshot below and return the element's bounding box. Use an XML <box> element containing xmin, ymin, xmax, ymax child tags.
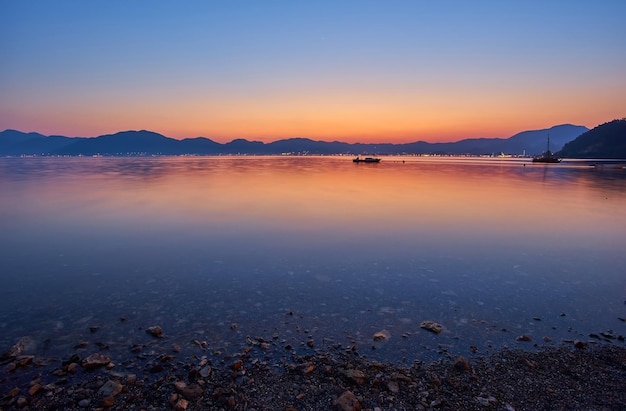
<box><xmin>3</xmin><ymin>74</ymin><xmax>623</xmax><ymax>144</ymax></box>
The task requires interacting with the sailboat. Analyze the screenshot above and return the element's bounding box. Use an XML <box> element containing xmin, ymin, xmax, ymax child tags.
<box><xmin>532</xmin><ymin>135</ymin><xmax>561</xmax><ymax>163</ymax></box>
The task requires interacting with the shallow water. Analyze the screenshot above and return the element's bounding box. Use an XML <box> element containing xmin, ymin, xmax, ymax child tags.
<box><xmin>0</xmin><ymin>156</ymin><xmax>624</xmax><ymax>368</ymax></box>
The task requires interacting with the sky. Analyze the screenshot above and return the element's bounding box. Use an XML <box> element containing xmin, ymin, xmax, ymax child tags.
<box><xmin>1</xmin><ymin>1</ymin><xmax>625</xmax><ymax>144</ymax></box>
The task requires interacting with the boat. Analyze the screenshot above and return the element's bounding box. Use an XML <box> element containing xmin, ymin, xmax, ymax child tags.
<box><xmin>532</xmin><ymin>135</ymin><xmax>561</xmax><ymax>163</ymax></box>
<box><xmin>353</xmin><ymin>156</ymin><xmax>381</xmax><ymax>163</ymax></box>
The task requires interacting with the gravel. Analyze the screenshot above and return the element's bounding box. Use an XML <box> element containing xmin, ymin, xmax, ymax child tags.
<box><xmin>2</xmin><ymin>343</ymin><xmax>625</xmax><ymax>410</ymax></box>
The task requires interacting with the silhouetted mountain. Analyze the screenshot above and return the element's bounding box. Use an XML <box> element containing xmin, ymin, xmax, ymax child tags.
<box><xmin>559</xmin><ymin>119</ymin><xmax>626</xmax><ymax>158</ymax></box>
<box><xmin>0</xmin><ymin>124</ymin><xmax>589</xmax><ymax>156</ymax></box>
<box><xmin>57</xmin><ymin>130</ymin><xmax>180</xmax><ymax>155</ymax></box>
<box><xmin>0</xmin><ymin>130</ymin><xmax>48</xmax><ymax>155</ymax></box>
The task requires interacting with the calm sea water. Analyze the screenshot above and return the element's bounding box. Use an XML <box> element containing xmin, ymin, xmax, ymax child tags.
<box><xmin>1</xmin><ymin>156</ymin><xmax>624</xmax><ymax>369</ymax></box>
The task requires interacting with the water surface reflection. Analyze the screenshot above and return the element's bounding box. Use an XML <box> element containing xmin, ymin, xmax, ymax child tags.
<box><xmin>0</xmin><ymin>156</ymin><xmax>624</xmax><ymax>369</ymax></box>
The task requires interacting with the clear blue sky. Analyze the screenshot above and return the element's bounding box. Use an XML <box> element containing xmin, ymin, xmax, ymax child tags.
<box><xmin>1</xmin><ymin>1</ymin><xmax>625</xmax><ymax>142</ymax></box>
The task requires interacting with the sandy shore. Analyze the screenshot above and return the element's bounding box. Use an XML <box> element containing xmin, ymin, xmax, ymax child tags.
<box><xmin>2</xmin><ymin>340</ymin><xmax>625</xmax><ymax>410</ymax></box>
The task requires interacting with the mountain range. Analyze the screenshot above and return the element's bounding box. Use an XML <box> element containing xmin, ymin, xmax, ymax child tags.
<box><xmin>0</xmin><ymin>124</ymin><xmax>589</xmax><ymax>157</ymax></box>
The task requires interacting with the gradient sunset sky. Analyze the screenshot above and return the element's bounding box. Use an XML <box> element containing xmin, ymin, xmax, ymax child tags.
<box><xmin>2</xmin><ymin>1</ymin><xmax>625</xmax><ymax>143</ymax></box>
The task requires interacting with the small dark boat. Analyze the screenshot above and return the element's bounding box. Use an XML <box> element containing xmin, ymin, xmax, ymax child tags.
<box><xmin>532</xmin><ymin>135</ymin><xmax>561</xmax><ymax>163</ymax></box>
<box><xmin>353</xmin><ymin>156</ymin><xmax>381</xmax><ymax>163</ymax></box>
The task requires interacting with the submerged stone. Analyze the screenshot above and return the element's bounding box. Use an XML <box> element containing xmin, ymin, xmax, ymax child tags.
<box><xmin>372</xmin><ymin>330</ymin><xmax>391</xmax><ymax>341</ymax></box>
<box><xmin>146</xmin><ymin>326</ymin><xmax>163</xmax><ymax>338</ymax></box>
<box><xmin>420</xmin><ymin>320</ymin><xmax>443</xmax><ymax>334</ymax></box>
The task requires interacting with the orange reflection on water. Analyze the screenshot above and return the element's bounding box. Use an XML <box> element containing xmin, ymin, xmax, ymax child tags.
<box><xmin>2</xmin><ymin>156</ymin><xmax>624</xmax><ymax>252</ymax></box>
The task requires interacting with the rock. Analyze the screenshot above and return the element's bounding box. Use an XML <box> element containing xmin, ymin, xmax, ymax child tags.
<box><xmin>146</xmin><ymin>325</ymin><xmax>163</xmax><ymax>338</ymax></box>
<box><xmin>2</xmin><ymin>337</ymin><xmax>35</xmax><ymax>361</ymax></box>
<box><xmin>28</xmin><ymin>383</ymin><xmax>41</xmax><ymax>396</ymax></box>
<box><xmin>174</xmin><ymin>398</ymin><xmax>189</xmax><ymax>411</ymax></box>
<box><xmin>573</xmin><ymin>339</ymin><xmax>587</xmax><ymax>349</ymax></box>
<box><xmin>149</xmin><ymin>363</ymin><xmax>163</xmax><ymax>373</ymax></box>
<box><xmin>231</xmin><ymin>359</ymin><xmax>243</xmax><ymax>371</ymax></box>
<box><xmin>476</xmin><ymin>396</ymin><xmax>497</xmax><ymax>406</ymax></box>
<box><xmin>174</xmin><ymin>381</ymin><xmax>204</xmax><ymax>400</ymax></box>
<box><xmin>200</xmin><ymin>365</ymin><xmax>212</xmax><ymax>378</ymax></box>
<box><xmin>334</xmin><ymin>390</ymin><xmax>361</xmax><ymax>411</ymax></box>
<box><xmin>373</xmin><ymin>330</ymin><xmax>391</xmax><ymax>341</ymax></box>
<box><xmin>82</xmin><ymin>353</ymin><xmax>110</xmax><ymax>369</ymax></box>
<box><xmin>98</xmin><ymin>380</ymin><xmax>123</xmax><ymax>397</ymax></box>
<box><xmin>420</xmin><ymin>320</ymin><xmax>443</xmax><ymax>334</ymax></box>
<box><xmin>340</xmin><ymin>368</ymin><xmax>367</xmax><ymax>385</ymax></box>
<box><xmin>387</xmin><ymin>380</ymin><xmax>399</xmax><ymax>393</ymax></box>
<box><xmin>101</xmin><ymin>396</ymin><xmax>115</xmax><ymax>407</ymax></box>
<box><xmin>453</xmin><ymin>356</ymin><xmax>470</xmax><ymax>371</ymax></box>
<box><xmin>516</xmin><ymin>335</ymin><xmax>532</xmax><ymax>342</ymax></box>
<box><xmin>16</xmin><ymin>355</ymin><xmax>34</xmax><ymax>367</ymax></box>
<box><xmin>78</xmin><ymin>398</ymin><xmax>91</xmax><ymax>407</ymax></box>
<box><xmin>16</xmin><ymin>396</ymin><xmax>28</xmax><ymax>408</ymax></box>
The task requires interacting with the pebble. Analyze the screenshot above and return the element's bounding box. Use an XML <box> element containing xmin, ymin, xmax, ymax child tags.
<box><xmin>28</xmin><ymin>383</ymin><xmax>41</xmax><ymax>396</ymax></box>
<box><xmin>101</xmin><ymin>396</ymin><xmax>115</xmax><ymax>407</ymax></box>
<box><xmin>81</xmin><ymin>353</ymin><xmax>110</xmax><ymax>369</ymax></box>
<box><xmin>16</xmin><ymin>396</ymin><xmax>28</xmax><ymax>408</ymax></box>
<box><xmin>200</xmin><ymin>365</ymin><xmax>212</xmax><ymax>378</ymax></box>
<box><xmin>175</xmin><ymin>398</ymin><xmax>189</xmax><ymax>411</ymax></box>
<box><xmin>453</xmin><ymin>356</ymin><xmax>470</xmax><ymax>371</ymax></box>
<box><xmin>516</xmin><ymin>335</ymin><xmax>532</xmax><ymax>342</ymax></box>
<box><xmin>334</xmin><ymin>390</ymin><xmax>361</xmax><ymax>411</ymax></box>
<box><xmin>341</xmin><ymin>369</ymin><xmax>367</xmax><ymax>385</ymax></box>
<box><xmin>174</xmin><ymin>381</ymin><xmax>204</xmax><ymax>400</ymax></box>
<box><xmin>476</xmin><ymin>395</ymin><xmax>497</xmax><ymax>406</ymax></box>
<box><xmin>98</xmin><ymin>380</ymin><xmax>123</xmax><ymax>397</ymax></box>
<box><xmin>78</xmin><ymin>398</ymin><xmax>90</xmax><ymax>407</ymax></box>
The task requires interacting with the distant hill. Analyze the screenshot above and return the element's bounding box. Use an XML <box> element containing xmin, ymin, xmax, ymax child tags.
<box><xmin>0</xmin><ymin>124</ymin><xmax>588</xmax><ymax>156</ymax></box>
<box><xmin>559</xmin><ymin>119</ymin><xmax>626</xmax><ymax>159</ymax></box>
